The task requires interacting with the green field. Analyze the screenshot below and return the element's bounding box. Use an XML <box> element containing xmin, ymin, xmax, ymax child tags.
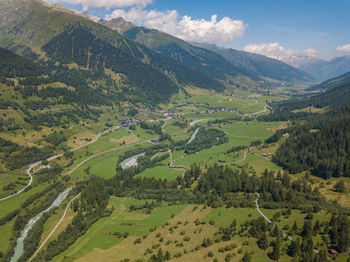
<box><xmin>0</xmin><ymin>172</ymin><xmax>29</xmax><ymax>199</ymax></box>
<box><xmin>69</xmin><ymin>142</ymin><xmax>152</xmax><ymax>179</ymax></box>
<box><xmin>0</xmin><ymin>183</ymin><xmax>48</xmax><ymax>217</ymax></box>
<box><xmin>52</xmin><ymin>197</ymin><xmax>186</xmax><ymax>262</ymax></box>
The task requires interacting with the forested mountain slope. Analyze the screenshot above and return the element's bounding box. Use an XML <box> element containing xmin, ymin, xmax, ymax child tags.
<box><xmin>0</xmin><ymin>0</ymin><xmax>226</xmax><ymax>100</ymax></box>
<box><xmin>272</xmin><ymin>105</ymin><xmax>350</xmax><ymax>179</ymax></box>
<box><xmin>101</xmin><ymin>19</ymin><xmax>262</xmax><ymax>87</ymax></box>
<box><xmin>310</xmin><ymin>70</ymin><xmax>350</xmax><ymax>91</ymax></box>
<box><xmin>259</xmin><ymin>71</ymin><xmax>350</xmax><ymax>122</ymax></box>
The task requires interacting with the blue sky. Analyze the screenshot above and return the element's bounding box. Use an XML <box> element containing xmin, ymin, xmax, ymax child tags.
<box><xmin>48</xmin><ymin>0</ymin><xmax>350</xmax><ymax>60</ymax></box>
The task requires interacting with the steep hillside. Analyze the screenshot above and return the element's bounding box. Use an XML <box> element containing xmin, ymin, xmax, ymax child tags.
<box><xmin>195</xmin><ymin>43</ymin><xmax>314</xmax><ymax>83</ymax></box>
<box><xmin>0</xmin><ymin>47</ymin><xmax>40</xmax><ymax>78</ymax></box>
<box><xmin>260</xmin><ymin>72</ymin><xmax>350</xmax><ymax>122</ymax></box>
<box><xmin>42</xmin><ymin>25</ymin><xmax>178</xmax><ymax>103</ymax></box>
<box><xmin>310</xmin><ymin>71</ymin><xmax>350</xmax><ymax>91</ymax></box>
<box><xmin>0</xmin><ymin>0</ymin><xmax>225</xmax><ymax>95</ymax></box>
<box><xmin>101</xmin><ymin>19</ymin><xmax>261</xmax><ymax>86</ymax></box>
<box><xmin>272</xmin><ymin>104</ymin><xmax>350</xmax><ymax>179</ymax></box>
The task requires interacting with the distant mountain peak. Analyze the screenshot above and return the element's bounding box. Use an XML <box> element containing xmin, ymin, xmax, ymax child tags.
<box><xmin>99</xmin><ymin>17</ymin><xmax>135</xmax><ymax>34</ymax></box>
<box><xmin>278</xmin><ymin>55</ymin><xmax>326</xmax><ymax>68</ymax></box>
<box><xmin>279</xmin><ymin>55</ymin><xmax>350</xmax><ymax>82</ymax></box>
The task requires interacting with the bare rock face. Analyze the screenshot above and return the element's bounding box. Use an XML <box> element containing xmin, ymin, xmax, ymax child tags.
<box><xmin>98</xmin><ymin>17</ymin><xmax>136</xmax><ymax>34</ymax></box>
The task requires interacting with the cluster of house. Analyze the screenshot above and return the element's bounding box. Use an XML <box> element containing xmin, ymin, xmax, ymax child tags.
<box><xmin>204</xmin><ymin>106</ymin><xmax>239</xmax><ymax>113</ymax></box>
<box><xmin>169</xmin><ymin>164</ymin><xmax>184</xmax><ymax>169</ymax></box>
<box><xmin>119</xmin><ymin>118</ymin><xmax>141</xmax><ymax>127</ymax></box>
<box><xmin>161</xmin><ymin>112</ymin><xmax>183</xmax><ymax>118</ymax></box>
<box><xmin>262</xmin><ymin>153</ymin><xmax>272</xmax><ymax>157</ymax></box>
<box><xmin>236</xmin><ymin>95</ymin><xmax>257</xmax><ymax>101</ymax></box>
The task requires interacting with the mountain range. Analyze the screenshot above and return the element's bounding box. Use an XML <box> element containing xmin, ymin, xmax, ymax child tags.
<box><xmin>99</xmin><ymin>18</ymin><xmax>315</xmax><ymax>84</ymax></box>
<box><xmin>0</xmin><ymin>0</ymin><xmax>319</xmax><ymax>106</ymax></box>
<box><xmin>279</xmin><ymin>55</ymin><xmax>350</xmax><ymax>82</ymax></box>
<box><xmin>0</xmin><ymin>0</ymin><xmax>347</xmax><ymax>109</ymax></box>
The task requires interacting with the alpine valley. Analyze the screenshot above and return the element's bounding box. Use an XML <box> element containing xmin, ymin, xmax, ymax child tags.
<box><xmin>0</xmin><ymin>1</ymin><xmax>349</xmax><ymax>262</ymax></box>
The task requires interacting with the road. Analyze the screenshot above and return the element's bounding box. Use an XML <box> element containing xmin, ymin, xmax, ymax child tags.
<box><xmin>189</xmin><ymin>119</ymin><xmax>207</xmax><ymax>127</ymax></box>
<box><xmin>0</xmin><ymin>125</ymin><xmax>121</xmax><ymax>202</ymax></box>
<box><xmin>28</xmin><ymin>193</ymin><xmax>81</xmax><ymax>262</ymax></box>
<box><xmin>63</xmin><ymin>141</ymin><xmax>148</xmax><ymax>176</ymax></box>
<box><xmin>255</xmin><ymin>193</ymin><xmax>293</xmax><ymax>241</ymax></box>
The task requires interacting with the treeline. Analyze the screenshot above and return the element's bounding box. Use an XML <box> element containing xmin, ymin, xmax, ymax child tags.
<box><xmin>246</xmin><ymin>213</ymin><xmax>349</xmax><ymax>261</ymax></box>
<box><xmin>0</xmin><ymin>137</ymin><xmax>53</xmax><ymax>170</ymax></box>
<box><xmin>176</xmin><ymin>127</ymin><xmax>228</xmax><ymax>154</ymax></box>
<box><xmin>193</xmin><ymin>166</ymin><xmax>347</xmax><ymax>213</ymax></box>
<box><xmin>19</xmin><ymin>162</ymin><xmax>350</xmax><ymax>261</ymax></box>
<box><xmin>0</xmin><ymin>47</ymin><xmax>40</xmax><ymax>78</ymax></box>
<box><xmin>271</xmin><ymin>104</ymin><xmax>350</xmax><ymax>178</ymax></box>
<box><xmin>24</xmin><ymin>108</ymin><xmax>102</xmax><ymax>130</ymax></box>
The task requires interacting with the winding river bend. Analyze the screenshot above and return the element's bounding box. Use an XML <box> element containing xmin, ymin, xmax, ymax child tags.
<box><xmin>120</xmin><ymin>153</ymin><xmax>145</xmax><ymax>169</ymax></box>
<box><xmin>185</xmin><ymin>127</ymin><xmax>201</xmax><ymax>145</ymax></box>
<box><xmin>10</xmin><ymin>187</ymin><xmax>72</xmax><ymax>262</ymax></box>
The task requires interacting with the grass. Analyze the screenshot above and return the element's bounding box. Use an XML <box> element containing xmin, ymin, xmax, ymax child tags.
<box><xmin>0</xmin><ymin>172</ymin><xmax>29</xmax><ymax>199</ymax></box>
<box><xmin>68</xmin><ymin>142</ymin><xmax>152</xmax><ymax>179</ymax></box>
<box><xmin>52</xmin><ymin>200</ymin><xmax>328</xmax><ymax>262</ymax></box>
<box><xmin>0</xmin><ymin>183</ymin><xmax>48</xmax><ymax>217</ymax></box>
<box><xmin>167</xmin><ymin>121</ymin><xmax>282</xmax><ymax>169</ymax></box>
<box><xmin>136</xmin><ymin>166</ymin><xmax>184</xmax><ymax>181</ymax></box>
<box><xmin>0</xmin><ymin>220</ymin><xmax>14</xmax><ymax>253</ymax></box>
<box><xmin>174</xmin><ymin>87</ymin><xmax>257</xmax><ymax>109</ymax></box>
<box><xmin>239</xmin><ymin>102</ymin><xmax>266</xmax><ymax>114</ymax></box>
<box><xmin>52</xmin><ymin>197</ymin><xmax>186</xmax><ymax>262</ymax></box>
<box><xmin>131</xmin><ymin>126</ymin><xmax>157</xmax><ymax>140</ymax></box>
<box><xmin>204</xmin><ymin>207</ymin><xmax>261</xmax><ymax>228</ymax></box>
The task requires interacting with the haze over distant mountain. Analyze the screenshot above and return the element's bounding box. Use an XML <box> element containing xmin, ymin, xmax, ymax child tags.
<box><xmin>310</xmin><ymin>70</ymin><xmax>350</xmax><ymax>91</ymax></box>
<box><xmin>193</xmin><ymin>43</ymin><xmax>315</xmax><ymax>83</ymax></box>
<box><xmin>279</xmin><ymin>55</ymin><xmax>350</xmax><ymax>82</ymax></box>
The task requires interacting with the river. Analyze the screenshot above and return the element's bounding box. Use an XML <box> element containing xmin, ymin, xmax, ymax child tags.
<box><xmin>185</xmin><ymin>127</ymin><xmax>201</xmax><ymax>145</ymax></box>
<box><xmin>10</xmin><ymin>187</ymin><xmax>72</xmax><ymax>262</ymax></box>
<box><xmin>120</xmin><ymin>153</ymin><xmax>145</xmax><ymax>170</ymax></box>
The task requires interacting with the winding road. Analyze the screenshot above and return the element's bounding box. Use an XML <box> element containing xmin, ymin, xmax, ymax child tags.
<box><xmin>0</xmin><ymin>125</ymin><xmax>121</xmax><ymax>202</ymax></box>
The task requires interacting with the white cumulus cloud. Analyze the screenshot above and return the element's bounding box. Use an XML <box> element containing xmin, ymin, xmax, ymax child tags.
<box><xmin>243</xmin><ymin>42</ymin><xmax>294</xmax><ymax>58</ymax></box>
<box><xmin>106</xmin><ymin>7</ymin><xmax>247</xmax><ymax>43</ymax></box>
<box><xmin>45</xmin><ymin>0</ymin><xmax>153</xmax><ymax>10</ymax></box>
<box><xmin>336</xmin><ymin>44</ymin><xmax>350</xmax><ymax>52</ymax></box>
<box><xmin>244</xmin><ymin>42</ymin><xmax>318</xmax><ymax>59</ymax></box>
<box><xmin>303</xmin><ymin>48</ymin><xmax>318</xmax><ymax>57</ymax></box>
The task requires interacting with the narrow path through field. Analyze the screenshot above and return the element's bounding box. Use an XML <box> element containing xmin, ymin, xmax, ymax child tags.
<box><xmin>234</xmin><ymin>150</ymin><xmax>247</xmax><ymax>164</ymax></box>
<box><xmin>255</xmin><ymin>193</ymin><xmax>293</xmax><ymax>241</ymax></box>
<box><xmin>169</xmin><ymin>150</ymin><xmax>173</xmax><ymax>165</ymax></box>
<box><xmin>28</xmin><ymin>193</ymin><xmax>81</xmax><ymax>262</ymax></box>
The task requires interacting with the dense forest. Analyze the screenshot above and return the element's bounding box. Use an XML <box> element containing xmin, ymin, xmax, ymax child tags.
<box><xmin>13</xmin><ymin>163</ymin><xmax>347</xmax><ymax>262</ymax></box>
<box><xmin>43</xmin><ymin>26</ymin><xmax>179</xmax><ymax>105</ymax></box>
<box><xmin>271</xmin><ymin>104</ymin><xmax>350</xmax><ymax>178</ymax></box>
<box><xmin>0</xmin><ymin>47</ymin><xmax>40</xmax><ymax>79</ymax></box>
